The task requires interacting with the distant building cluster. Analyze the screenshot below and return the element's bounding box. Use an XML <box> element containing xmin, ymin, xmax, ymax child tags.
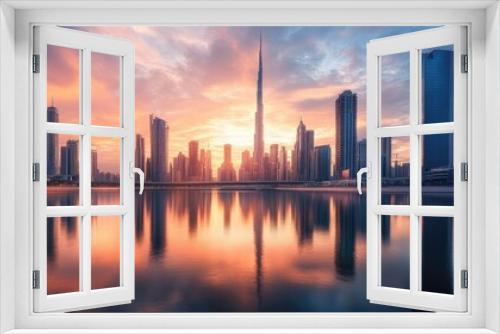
<box><xmin>47</xmin><ymin>103</ymin><xmax>119</xmax><ymax>184</ymax></box>
<box><xmin>47</xmin><ymin>105</ymin><xmax>80</xmax><ymax>182</ymax></box>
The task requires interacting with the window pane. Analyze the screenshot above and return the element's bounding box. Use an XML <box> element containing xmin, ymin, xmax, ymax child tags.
<box><xmin>47</xmin><ymin>45</ymin><xmax>80</xmax><ymax>124</ymax></box>
<box><xmin>421</xmin><ymin>45</ymin><xmax>454</xmax><ymax>124</ymax></box>
<box><xmin>421</xmin><ymin>216</ymin><xmax>454</xmax><ymax>294</ymax></box>
<box><xmin>380</xmin><ymin>137</ymin><xmax>410</xmax><ymax>205</ymax></box>
<box><xmin>91</xmin><ymin>216</ymin><xmax>121</xmax><ymax>290</ymax></box>
<box><xmin>47</xmin><ymin>134</ymin><xmax>80</xmax><ymax>206</ymax></box>
<box><xmin>91</xmin><ymin>137</ymin><xmax>121</xmax><ymax>205</ymax></box>
<box><xmin>381</xmin><ymin>215</ymin><xmax>410</xmax><ymax>290</ymax></box>
<box><xmin>421</xmin><ymin>134</ymin><xmax>454</xmax><ymax>206</ymax></box>
<box><xmin>380</xmin><ymin>52</ymin><xmax>410</xmax><ymax>127</ymax></box>
<box><xmin>47</xmin><ymin>216</ymin><xmax>80</xmax><ymax>294</ymax></box>
<box><xmin>91</xmin><ymin>52</ymin><xmax>121</xmax><ymax>127</ymax></box>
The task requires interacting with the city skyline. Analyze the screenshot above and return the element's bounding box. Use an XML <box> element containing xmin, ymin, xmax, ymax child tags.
<box><xmin>45</xmin><ymin>26</ymin><xmax>428</xmax><ymax>174</ymax></box>
<box><xmin>133</xmin><ymin>33</ymin><xmax>361</xmax><ymax>183</ymax></box>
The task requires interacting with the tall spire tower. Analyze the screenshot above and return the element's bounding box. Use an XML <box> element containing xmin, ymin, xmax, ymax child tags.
<box><xmin>253</xmin><ymin>32</ymin><xmax>265</xmax><ymax>178</ymax></box>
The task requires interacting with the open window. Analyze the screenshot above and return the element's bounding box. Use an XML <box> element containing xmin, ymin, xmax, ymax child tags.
<box><xmin>363</xmin><ymin>26</ymin><xmax>467</xmax><ymax>312</ymax></box>
<box><xmin>32</xmin><ymin>26</ymin><xmax>139</xmax><ymax>312</ymax></box>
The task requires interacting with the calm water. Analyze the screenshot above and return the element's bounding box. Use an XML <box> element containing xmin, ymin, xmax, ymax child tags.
<box><xmin>47</xmin><ymin>188</ymin><xmax>452</xmax><ymax>312</ymax></box>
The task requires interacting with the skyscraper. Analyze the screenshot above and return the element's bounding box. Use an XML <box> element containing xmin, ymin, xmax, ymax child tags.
<box><xmin>199</xmin><ymin>149</ymin><xmax>213</xmax><ymax>182</ymax></box>
<box><xmin>422</xmin><ymin>48</ymin><xmax>454</xmax><ymax>183</ymax></box>
<box><xmin>149</xmin><ymin>115</ymin><xmax>169</xmax><ymax>182</ymax></box>
<box><xmin>135</xmin><ymin>134</ymin><xmax>146</xmax><ymax>172</ymax></box>
<box><xmin>253</xmin><ymin>33</ymin><xmax>265</xmax><ymax>179</ymax></box>
<box><xmin>381</xmin><ymin>137</ymin><xmax>392</xmax><ymax>178</ymax></box>
<box><xmin>188</xmin><ymin>140</ymin><xmax>200</xmax><ymax>181</ymax></box>
<box><xmin>269</xmin><ymin>144</ymin><xmax>279</xmax><ymax>181</ymax></box>
<box><xmin>277</xmin><ymin>146</ymin><xmax>288</xmax><ymax>181</ymax></box>
<box><xmin>60</xmin><ymin>140</ymin><xmax>79</xmax><ymax>181</ymax></box>
<box><xmin>314</xmin><ymin>145</ymin><xmax>331</xmax><ymax>181</ymax></box>
<box><xmin>218</xmin><ymin>144</ymin><xmax>236</xmax><ymax>182</ymax></box>
<box><xmin>172</xmin><ymin>152</ymin><xmax>187</xmax><ymax>182</ymax></box>
<box><xmin>239</xmin><ymin>150</ymin><xmax>252</xmax><ymax>181</ymax></box>
<box><xmin>357</xmin><ymin>139</ymin><xmax>367</xmax><ymax>171</ymax></box>
<box><xmin>305</xmin><ymin>130</ymin><xmax>315</xmax><ymax>180</ymax></box>
<box><xmin>91</xmin><ymin>149</ymin><xmax>98</xmax><ymax>182</ymax></box>
<box><xmin>47</xmin><ymin>104</ymin><xmax>59</xmax><ymax>176</ymax></box>
<box><xmin>294</xmin><ymin>121</ymin><xmax>305</xmax><ymax>180</ymax></box>
<box><xmin>335</xmin><ymin>90</ymin><xmax>358</xmax><ymax>179</ymax></box>
<box><xmin>293</xmin><ymin>121</ymin><xmax>314</xmax><ymax>181</ymax></box>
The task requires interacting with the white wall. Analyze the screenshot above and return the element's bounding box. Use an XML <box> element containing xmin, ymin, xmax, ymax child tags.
<box><xmin>485</xmin><ymin>2</ymin><xmax>500</xmax><ymax>333</ymax></box>
<box><xmin>0</xmin><ymin>2</ymin><xmax>16</xmax><ymax>333</ymax></box>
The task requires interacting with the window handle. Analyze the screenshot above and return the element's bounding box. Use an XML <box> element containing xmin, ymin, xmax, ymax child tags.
<box><xmin>130</xmin><ymin>162</ymin><xmax>145</xmax><ymax>195</ymax></box>
<box><xmin>357</xmin><ymin>166</ymin><xmax>369</xmax><ymax>195</ymax></box>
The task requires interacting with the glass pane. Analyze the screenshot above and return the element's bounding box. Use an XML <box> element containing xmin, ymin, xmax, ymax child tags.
<box><xmin>421</xmin><ymin>45</ymin><xmax>454</xmax><ymax>124</ymax></box>
<box><xmin>380</xmin><ymin>52</ymin><xmax>410</xmax><ymax>127</ymax></box>
<box><xmin>91</xmin><ymin>137</ymin><xmax>121</xmax><ymax>205</ymax></box>
<box><xmin>91</xmin><ymin>216</ymin><xmax>121</xmax><ymax>290</ymax></box>
<box><xmin>421</xmin><ymin>134</ymin><xmax>454</xmax><ymax>206</ymax></box>
<box><xmin>47</xmin><ymin>134</ymin><xmax>80</xmax><ymax>206</ymax></box>
<box><xmin>47</xmin><ymin>216</ymin><xmax>80</xmax><ymax>294</ymax></box>
<box><xmin>421</xmin><ymin>216</ymin><xmax>454</xmax><ymax>294</ymax></box>
<box><xmin>91</xmin><ymin>52</ymin><xmax>121</xmax><ymax>127</ymax></box>
<box><xmin>380</xmin><ymin>215</ymin><xmax>410</xmax><ymax>289</ymax></box>
<box><xmin>47</xmin><ymin>45</ymin><xmax>80</xmax><ymax>124</ymax></box>
<box><xmin>380</xmin><ymin>137</ymin><xmax>410</xmax><ymax>205</ymax></box>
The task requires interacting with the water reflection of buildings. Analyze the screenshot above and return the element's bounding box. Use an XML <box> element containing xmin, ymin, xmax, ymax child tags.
<box><xmin>253</xmin><ymin>194</ymin><xmax>264</xmax><ymax>309</ymax></box>
<box><xmin>149</xmin><ymin>190</ymin><xmax>167</xmax><ymax>259</ymax></box>
<box><xmin>289</xmin><ymin>193</ymin><xmax>331</xmax><ymax>246</ymax></box>
<box><xmin>50</xmin><ymin>188</ymin><xmax>427</xmax><ymax>312</ymax></box>
<box><xmin>334</xmin><ymin>195</ymin><xmax>357</xmax><ymax>280</ymax></box>
<box><xmin>218</xmin><ymin>191</ymin><xmax>235</xmax><ymax>230</ymax></box>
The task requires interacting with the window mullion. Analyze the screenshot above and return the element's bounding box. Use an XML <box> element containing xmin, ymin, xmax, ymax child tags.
<box><xmin>81</xmin><ymin>48</ymin><xmax>92</xmax><ymax>293</ymax></box>
<box><xmin>409</xmin><ymin>48</ymin><xmax>420</xmax><ymax>293</ymax></box>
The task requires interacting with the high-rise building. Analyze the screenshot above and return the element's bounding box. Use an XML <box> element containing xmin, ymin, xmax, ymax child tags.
<box><xmin>293</xmin><ymin>121</ymin><xmax>306</xmax><ymax>181</ymax></box>
<box><xmin>278</xmin><ymin>146</ymin><xmax>288</xmax><ymax>181</ymax></box>
<box><xmin>172</xmin><ymin>152</ymin><xmax>187</xmax><ymax>182</ymax></box>
<box><xmin>188</xmin><ymin>140</ymin><xmax>200</xmax><ymax>181</ymax></box>
<box><xmin>253</xmin><ymin>34</ymin><xmax>265</xmax><ymax>179</ymax></box>
<box><xmin>60</xmin><ymin>140</ymin><xmax>79</xmax><ymax>181</ymax></box>
<box><xmin>357</xmin><ymin>139</ymin><xmax>367</xmax><ymax>170</ymax></box>
<box><xmin>91</xmin><ymin>149</ymin><xmax>98</xmax><ymax>182</ymax></box>
<box><xmin>47</xmin><ymin>104</ymin><xmax>59</xmax><ymax>176</ymax></box>
<box><xmin>149</xmin><ymin>115</ymin><xmax>168</xmax><ymax>182</ymax></box>
<box><xmin>381</xmin><ymin>137</ymin><xmax>392</xmax><ymax>178</ymax></box>
<box><xmin>269</xmin><ymin>144</ymin><xmax>279</xmax><ymax>181</ymax></box>
<box><xmin>293</xmin><ymin>121</ymin><xmax>314</xmax><ymax>181</ymax></box>
<box><xmin>218</xmin><ymin>144</ymin><xmax>236</xmax><ymax>182</ymax></box>
<box><xmin>335</xmin><ymin>90</ymin><xmax>358</xmax><ymax>179</ymax></box>
<box><xmin>199</xmin><ymin>149</ymin><xmax>212</xmax><ymax>182</ymax></box>
<box><xmin>422</xmin><ymin>48</ymin><xmax>454</xmax><ymax>184</ymax></box>
<box><xmin>305</xmin><ymin>130</ymin><xmax>315</xmax><ymax>180</ymax></box>
<box><xmin>314</xmin><ymin>145</ymin><xmax>331</xmax><ymax>181</ymax></box>
<box><xmin>239</xmin><ymin>150</ymin><xmax>252</xmax><ymax>181</ymax></box>
<box><xmin>135</xmin><ymin>134</ymin><xmax>146</xmax><ymax>172</ymax></box>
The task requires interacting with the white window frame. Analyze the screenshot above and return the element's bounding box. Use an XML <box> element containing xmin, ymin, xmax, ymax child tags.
<box><xmin>32</xmin><ymin>26</ymin><xmax>136</xmax><ymax>312</ymax></box>
<box><xmin>365</xmin><ymin>26</ymin><xmax>468</xmax><ymax>312</ymax></box>
<box><xmin>0</xmin><ymin>1</ymin><xmax>498</xmax><ymax>333</ymax></box>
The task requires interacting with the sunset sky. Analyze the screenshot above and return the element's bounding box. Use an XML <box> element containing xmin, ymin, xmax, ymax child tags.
<box><xmin>48</xmin><ymin>26</ymin><xmax>428</xmax><ymax>173</ymax></box>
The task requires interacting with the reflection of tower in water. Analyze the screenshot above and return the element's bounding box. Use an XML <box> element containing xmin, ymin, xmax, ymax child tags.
<box><xmin>149</xmin><ymin>190</ymin><xmax>167</xmax><ymax>259</ymax></box>
<box><xmin>47</xmin><ymin>217</ymin><xmax>56</xmax><ymax>261</ymax></box>
<box><xmin>334</xmin><ymin>195</ymin><xmax>357</xmax><ymax>280</ymax></box>
<box><xmin>253</xmin><ymin>194</ymin><xmax>264</xmax><ymax>309</ymax></box>
<box><xmin>135</xmin><ymin>193</ymin><xmax>145</xmax><ymax>242</ymax></box>
<box><xmin>218</xmin><ymin>191</ymin><xmax>235</xmax><ymax>231</ymax></box>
